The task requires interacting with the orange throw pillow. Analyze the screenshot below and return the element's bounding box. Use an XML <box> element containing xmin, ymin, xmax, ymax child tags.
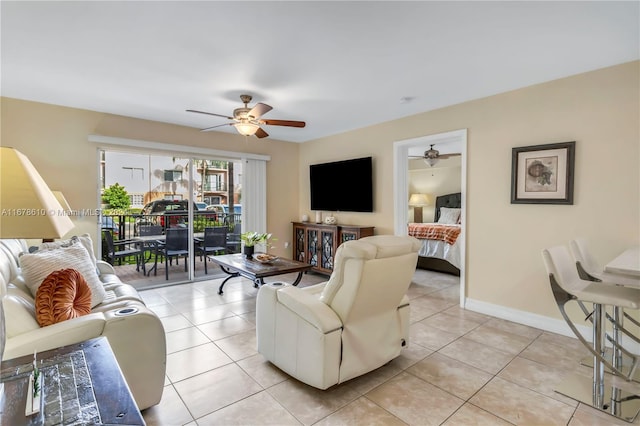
<box><xmin>35</xmin><ymin>269</ymin><xmax>92</xmax><ymax>327</ymax></box>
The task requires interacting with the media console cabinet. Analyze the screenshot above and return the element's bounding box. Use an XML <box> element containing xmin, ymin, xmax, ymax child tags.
<box><xmin>292</xmin><ymin>222</ymin><xmax>374</xmax><ymax>274</ymax></box>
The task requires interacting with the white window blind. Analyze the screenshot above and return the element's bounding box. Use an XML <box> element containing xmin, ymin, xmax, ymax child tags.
<box><xmin>242</xmin><ymin>159</ymin><xmax>267</xmax><ymax>238</ymax></box>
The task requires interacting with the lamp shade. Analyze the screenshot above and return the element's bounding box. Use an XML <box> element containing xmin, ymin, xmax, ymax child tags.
<box><xmin>52</xmin><ymin>191</ymin><xmax>71</xmax><ymax>212</ymax></box>
<box><xmin>0</xmin><ymin>147</ymin><xmax>74</xmax><ymax>238</ymax></box>
<box><xmin>408</xmin><ymin>193</ymin><xmax>432</xmax><ymax>206</ymax></box>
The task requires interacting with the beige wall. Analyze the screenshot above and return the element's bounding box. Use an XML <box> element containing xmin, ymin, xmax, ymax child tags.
<box><xmin>0</xmin><ymin>98</ymin><xmax>301</xmax><ymax>258</ymax></box>
<box><xmin>300</xmin><ymin>61</ymin><xmax>639</xmax><ymax>322</ymax></box>
<box><xmin>2</xmin><ymin>61</ymin><xmax>638</xmax><ymax>325</ymax></box>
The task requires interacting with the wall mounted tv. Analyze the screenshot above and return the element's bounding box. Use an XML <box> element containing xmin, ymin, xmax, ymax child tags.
<box><xmin>310</xmin><ymin>156</ymin><xmax>373</xmax><ymax>212</ymax></box>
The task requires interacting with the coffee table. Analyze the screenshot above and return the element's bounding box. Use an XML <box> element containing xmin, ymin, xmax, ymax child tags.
<box><xmin>209</xmin><ymin>253</ymin><xmax>313</xmax><ymax>294</ymax></box>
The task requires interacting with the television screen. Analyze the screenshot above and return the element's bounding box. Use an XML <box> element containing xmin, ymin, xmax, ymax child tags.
<box><xmin>310</xmin><ymin>157</ymin><xmax>373</xmax><ymax>212</ymax></box>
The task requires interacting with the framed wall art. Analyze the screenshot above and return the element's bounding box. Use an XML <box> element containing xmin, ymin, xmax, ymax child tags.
<box><xmin>511</xmin><ymin>141</ymin><xmax>575</xmax><ymax>205</ymax></box>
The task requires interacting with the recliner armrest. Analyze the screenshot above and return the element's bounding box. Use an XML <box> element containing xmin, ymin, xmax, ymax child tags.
<box><xmin>276</xmin><ymin>286</ymin><xmax>342</xmax><ymax>333</ymax></box>
<box><xmin>3</xmin><ymin>313</ymin><xmax>106</xmax><ymax>360</ymax></box>
<box><xmin>96</xmin><ymin>260</ymin><xmax>116</xmax><ymax>275</ymax></box>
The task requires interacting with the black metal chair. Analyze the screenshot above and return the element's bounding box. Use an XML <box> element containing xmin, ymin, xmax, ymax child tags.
<box><xmin>155</xmin><ymin>228</ymin><xmax>190</xmax><ymax>280</ymax></box>
<box><xmin>139</xmin><ymin>225</ymin><xmax>163</xmax><ymax>236</ymax></box>
<box><xmin>102</xmin><ymin>229</ymin><xmax>143</xmax><ymax>273</ymax></box>
<box><xmin>138</xmin><ymin>225</ymin><xmax>164</xmax><ymax>268</ymax></box>
<box><xmin>226</xmin><ymin>222</ymin><xmax>241</xmax><ymax>253</ymax></box>
<box><xmin>196</xmin><ymin>227</ymin><xmax>228</xmax><ymax>274</ymax></box>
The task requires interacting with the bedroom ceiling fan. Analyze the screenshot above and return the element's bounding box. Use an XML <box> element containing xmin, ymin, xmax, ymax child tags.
<box><xmin>409</xmin><ymin>144</ymin><xmax>461</xmax><ymax>167</ymax></box>
<box><xmin>186</xmin><ymin>94</ymin><xmax>306</xmax><ymax>139</ymax></box>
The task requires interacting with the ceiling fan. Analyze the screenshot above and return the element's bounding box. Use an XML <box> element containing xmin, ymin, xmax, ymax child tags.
<box><xmin>187</xmin><ymin>94</ymin><xmax>306</xmax><ymax>139</ymax></box>
<box><xmin>409</xmin><ymin>144</ymin><xmax>461</xmax><ymax>167</ymax></box>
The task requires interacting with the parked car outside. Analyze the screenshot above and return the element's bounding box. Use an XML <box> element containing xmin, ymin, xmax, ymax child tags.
<box><xmin>101</xmin><ymin>216</ymin><xmax>119</xmax><ymax>236</ymax></box>
<box><xmin>195</xmin><ymin>202</ymin><xmax>208</xmax><ymax>211</ymax></box>
<box><xmin>134</xmin><ymin>200</ymin><xmax>216</xmax><ymax>235</ymax></box>
<box><xmin>206</xmin><ymin>204</ymin><xmax>241</xmax><ymax>215</ymax></box>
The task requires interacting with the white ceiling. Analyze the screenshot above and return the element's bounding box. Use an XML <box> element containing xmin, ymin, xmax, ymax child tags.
<box><xmin>1</xmin><ymin>1</ymin><xmax>638</xmax><ymax>144</ymax></box>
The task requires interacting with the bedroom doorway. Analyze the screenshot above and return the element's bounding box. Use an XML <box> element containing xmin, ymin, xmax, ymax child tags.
<box><xmin>393</xmin><ymin>129</ymin><xmax>467</xmax><ymax>307</ymax></box>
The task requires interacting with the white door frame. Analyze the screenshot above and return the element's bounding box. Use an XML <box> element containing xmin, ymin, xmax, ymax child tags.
<box><xmin>393</xmin><ymin>129</ymin><xmax>467</xmax><ymax>307</ymax></box>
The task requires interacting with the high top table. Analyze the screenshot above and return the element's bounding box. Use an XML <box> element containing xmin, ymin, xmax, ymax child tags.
<box><xmin>605</xmin><ymin>246</ymin><xmax>640</xmax><ymax>279</ymax></box>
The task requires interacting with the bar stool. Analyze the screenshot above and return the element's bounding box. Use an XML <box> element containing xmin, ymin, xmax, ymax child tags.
<box><xmin>570</xmin><ymin>238</ymin><xmax>640</xmax><ymax>287</ymax></box>
<box><xmin>542</xmin><ymin>245</ymin><xmax>640</xmax><ymax>422</ymax></box>
<box><xmin>570</xmin><ymin>238</ymin><xmax>640</xmax><ymax>381</ymax></box>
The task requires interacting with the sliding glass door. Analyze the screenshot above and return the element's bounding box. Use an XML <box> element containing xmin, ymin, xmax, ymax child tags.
<box><xmin>99</xmin><ymin>149</ymin><xmax>242</xmax><ymax>289</ymax></box>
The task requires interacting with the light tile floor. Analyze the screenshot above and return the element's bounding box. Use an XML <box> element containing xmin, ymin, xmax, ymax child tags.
<box><xmin>138</xmin><ymin>268</ymin><xmax>640</xmax><ymax>425</ymax></box>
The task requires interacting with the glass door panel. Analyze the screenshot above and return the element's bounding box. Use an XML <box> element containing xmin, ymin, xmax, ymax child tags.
<box><xmin>100</xmin><ymin>151</ymin><xmax>244</xmax><ymax>288</ymax></box>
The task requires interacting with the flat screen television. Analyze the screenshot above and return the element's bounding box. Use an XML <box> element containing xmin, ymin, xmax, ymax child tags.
<box><xmin>310</xmin><ymin>156</ymin><xmax>373</xmax><ymax>212</ymax></box>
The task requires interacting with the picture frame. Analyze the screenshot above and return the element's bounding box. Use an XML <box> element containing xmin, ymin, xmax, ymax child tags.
<box><xmin>511</xmin><ymin>141</ymin><xmax>575</xmax><ymax>205</ymax></box>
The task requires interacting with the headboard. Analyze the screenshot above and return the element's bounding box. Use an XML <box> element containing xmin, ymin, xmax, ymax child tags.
<box><xmin>434</xmin><ymin>192</ymin><xmax>461</xmax><ymax>222</ymax></box>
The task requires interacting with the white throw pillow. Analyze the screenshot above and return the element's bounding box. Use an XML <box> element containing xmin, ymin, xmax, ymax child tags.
<box><xmin>19</xmin><ymin>243</ymin><xmax>106</xmax><ymax>307</ymax></box>
<box><xmin>438</xmin><ymin>207</ymin><xmax>461</xmax><ymax>224</ymax></box>
<box><xmin>38</xmin><ymin>234</ymin><xmax>97</xmax><ymax>266</ymax></box>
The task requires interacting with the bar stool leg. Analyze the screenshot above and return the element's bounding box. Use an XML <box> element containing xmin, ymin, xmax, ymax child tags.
<box><xmin>592</xmin><ymin>303</ymin><xmax>605</xmax><ymax>409</ymax></box>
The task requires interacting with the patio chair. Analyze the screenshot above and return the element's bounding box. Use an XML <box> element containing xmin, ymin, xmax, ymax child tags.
<box><xmin>226</xmin><ymin>222</ymin><xmax>241</xmax><ymax>253</ymax></box>
<box><xmin>196</xmin><ymin>226</ymin><xmax>229</xmax><ymax>274</ymax></box>
<box><xmin>139</xmin><ymin>225</ymin><xmax>164</xmax><ymax>266</ymax></box>
<box><xmin>155</xmin><ymin>227</ymin><xmax>190</xmax><ymax>280</ymax></box>
<box><xmin>139</xmin><ymin>225</ymin><xmax>163</xmax><ymax>236</ymax></box>
<box><xmin>102</xmin><ymin>229</ymin><xmax>144</xmax><ymax>273</ymax></box>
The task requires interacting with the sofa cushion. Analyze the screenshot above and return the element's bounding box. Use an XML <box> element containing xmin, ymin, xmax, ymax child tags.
<box><xmin>19</xmin><ymin>243</ymin><xmax>107</xmax><ymax>307</ymax></box>
<box><xmin>35</xmin><ymin>269</ymin><xmax>92</xmax><ymax>327</ymax></box>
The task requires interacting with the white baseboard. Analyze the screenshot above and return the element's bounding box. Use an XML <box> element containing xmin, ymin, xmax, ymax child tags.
<box><xmin>463</xmin><ymin>298</ymin><xmax>640</xmax><ymax>355</ymax></box>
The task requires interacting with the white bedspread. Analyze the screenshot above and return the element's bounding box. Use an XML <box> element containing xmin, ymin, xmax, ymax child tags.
<box><xmin>417</xmin><ymin>233</ymin><xmax>461</xmax><ymax>269</ymax></box>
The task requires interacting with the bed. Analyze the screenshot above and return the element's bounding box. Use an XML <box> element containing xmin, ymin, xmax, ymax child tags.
<box><xmin>408</xmin><ymin>192</ymin><xmax>461</xmax><ymax>276</ymax></box>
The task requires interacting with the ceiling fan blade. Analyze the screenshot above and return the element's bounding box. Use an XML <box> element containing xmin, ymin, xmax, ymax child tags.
<box><xmin>200</xmin><ymin>123</ymin><xmax>233</xmax><ymax>132</ymax></box>
<box><xmin>261</xmin><ymin>119</ymin><xmax>306</xmax><ymax>128</ymax></box>
<box><xmin>255</xmin><ymin>127</ymin><xmax>269</xmax><ymax>138</ymax></box>
<box><xmin>248</xmin><ymin>103</ymin><xmax>272</xmax><ymax>119</ymax></box>
<box><xmin>186</xmin><ymin>109</ymin><xmax>234</xmax><ymax>120</ymax></box>
<box><xmin>439</xmin><ymin>153</ymin><xmax>461</xmax><ymax>159</ymax></box>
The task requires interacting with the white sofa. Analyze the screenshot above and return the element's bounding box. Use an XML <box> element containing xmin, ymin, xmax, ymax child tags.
<box><xmin>0</xmin><ymin>238</ymin><xmax>166</xmax><ymax>410</ymax></box>
<box><xmin>256</xmin><ymin>235</ymin><xmax>421</xmax><ymax>389</ymax></box>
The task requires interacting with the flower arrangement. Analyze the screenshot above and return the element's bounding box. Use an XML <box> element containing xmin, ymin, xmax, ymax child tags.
<box><xmin>240</xmin><ymin>232</ymin><xmax>276</xmax><ymax>247</ymax></box>
<box><xmin>240</xmin><ymin>232</ymin><xmax>277</xmax><ymax>260</ymax></box>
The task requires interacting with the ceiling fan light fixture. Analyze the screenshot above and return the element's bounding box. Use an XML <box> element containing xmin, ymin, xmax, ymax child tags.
<box><xmin>423</xmin><ymin>157</ymin><xmax>439</xmax><ymax>167</ymax></box>
<box><xmin>423</xmin><ymin>145</ymin><xmax>440</xmax><ymax>167</ymax></box>
<box><xmin>233</xmin><ymin>122</ymin><xmax>259</xmax><ymax>136</ymax></box>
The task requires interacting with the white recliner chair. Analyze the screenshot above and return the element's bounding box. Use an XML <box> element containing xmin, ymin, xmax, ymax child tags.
<box><xmin>256</xmin><ymin>235</ymin><xmax>421</xmax><ymax>389</ymax></box>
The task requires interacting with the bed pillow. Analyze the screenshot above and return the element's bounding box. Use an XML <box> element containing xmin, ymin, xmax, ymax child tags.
<box><xmin>19</xmin><ymin>243</ymin><xmax>106</xmax><ymax>307</ymax></box>
<box><xmin>438</xmin><ymin>207</ymin><xmax>461</xmax><ymax>224</ymax></box>
<box><xmin>35</xmin><ymin>269</ymin><xmax>92</xmax><ymax>326</ymax></box>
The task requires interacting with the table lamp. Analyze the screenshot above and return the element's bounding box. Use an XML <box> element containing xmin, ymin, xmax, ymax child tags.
<box><xmin>0</xmin><ymin>148</ymin><xmax>74</xmax><ymax>239</ymax></box>
<box><xmin>0</xmin><ymin>147</ymin><xmax>75</xmax><ymax>363</ymax></box>
<box><xmin>52</xmin><ymin>191</ymin><xmax>72</xmax><ymax>213</ymax></box>
<box><xmin>408</xmin><ymin>193</ymin><xmax>432</xmax><ymax>223</ymax></box>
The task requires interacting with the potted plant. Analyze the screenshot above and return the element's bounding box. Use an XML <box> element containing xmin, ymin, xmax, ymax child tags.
<box><xmin>240</xmin><ymin>232</ymin><xmax>276</xmax><ymax>259</ymax></box>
